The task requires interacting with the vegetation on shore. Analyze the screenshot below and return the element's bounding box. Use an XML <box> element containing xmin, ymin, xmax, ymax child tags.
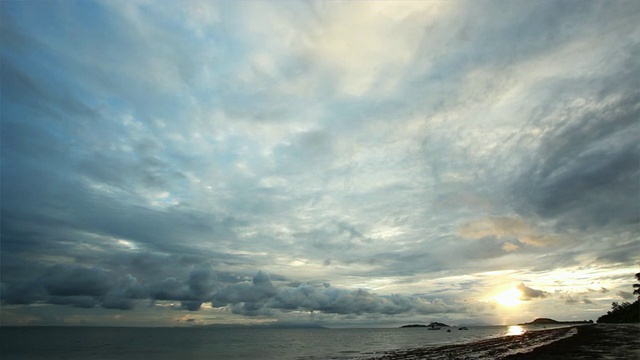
<box><xmin>596</xmin><ymin>271</ymin><xmax>640</xmax><ymax>324</ymax></box>
<box><xmin>597</xmin><ymin>299</ymin><xmax>640</xmax><ymax>323</ymax></box>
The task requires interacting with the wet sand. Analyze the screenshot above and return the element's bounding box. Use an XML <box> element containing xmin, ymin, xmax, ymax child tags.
<box><xmin>364</xmin><ymin>324</ymin><xmax>640</xmax><ymax>359</ymax></box>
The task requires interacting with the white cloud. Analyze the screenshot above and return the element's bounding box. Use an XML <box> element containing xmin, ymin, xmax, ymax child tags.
<box><xmin>300</xmin><ymin>2</ymin><xmax>443</xmax><ymax>96</ymax></box>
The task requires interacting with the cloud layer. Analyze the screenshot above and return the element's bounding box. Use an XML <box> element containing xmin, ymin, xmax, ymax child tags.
<box><xmin>1</xmin><ymin>0</ymin><xmax>639</xmax><ymax>326</ymax></box>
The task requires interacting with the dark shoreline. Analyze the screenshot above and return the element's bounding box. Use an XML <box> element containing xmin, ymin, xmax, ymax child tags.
<box><xmin>365</xmin><ymin>324</ymin><xmax>640</xmax><ymax>359</ymax></box>
<box><xmin>504</xmin><ymin>324</ymin><xmax>640</xmax><ymax>360</ymax></box>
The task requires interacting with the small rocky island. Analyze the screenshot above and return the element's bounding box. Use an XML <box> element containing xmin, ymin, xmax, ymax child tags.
<box><xmin>401</xmin><ymin>322</ymin><xmax>450</xmax><ymax>328</ymax></box>
<box><xmin>520</xmin><ymin>318</ymin><xmax>593</xmax><ymax>325</ymax></box>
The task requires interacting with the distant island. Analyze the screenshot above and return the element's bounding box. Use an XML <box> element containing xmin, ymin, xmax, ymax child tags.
<box><xmin>519</xmin><ymin>318</ymin><xmax>593</xmax><ymax>325</ymax></box>
<box><xmin>401</xmin><ymin>322</ymin><xmax>450</xmax><ymax>328</ymax></box>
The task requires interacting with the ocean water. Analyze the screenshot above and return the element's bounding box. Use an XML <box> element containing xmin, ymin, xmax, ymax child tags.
<box><xmin>0</xmin><ymin>324</ymin><xmax>575</xmax><ymax>359</ymax></box>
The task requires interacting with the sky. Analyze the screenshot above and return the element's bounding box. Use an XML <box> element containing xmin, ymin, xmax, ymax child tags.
<box><xmin>1</xmin><ymin>0</ymin><xmax>639</xmax><ymax>328</ymax></box>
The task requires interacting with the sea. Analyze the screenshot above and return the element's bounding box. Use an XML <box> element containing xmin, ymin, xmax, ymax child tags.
<box><xmin>0</xmin><ymin>324</ymin><xmax>576</xmax><ymax>359</ymax></box>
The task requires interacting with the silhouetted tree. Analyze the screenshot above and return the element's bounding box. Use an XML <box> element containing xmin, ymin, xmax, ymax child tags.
<box><xmin>597</xmin><ymin>272</ymin><xmax>640</xmax><ymax>323</ymax></box>
<box><xmin>597</xmin><ymin>300</ymin><xmax>638</xmax><ymax>323</ymax></box>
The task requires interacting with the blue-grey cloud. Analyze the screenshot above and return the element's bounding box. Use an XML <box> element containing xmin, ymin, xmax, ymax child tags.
<box><xmin>512</xmin><ymin>91</ymin><xmax>640</xmax><ymax>232</ymax></box>
<box><xmin>38</xmin><ymin>265</ymin><xmax>113</xmax><ymax>298</ymax></box>
<box><xmin>1</xmin><ymin>264</ymin><xmax>469</xmax><ymax>320</ymax></box>
<box><xmin>1</xmin><ymin>0</ymin><xmax>639</xmax><ymax>326</ymax></box>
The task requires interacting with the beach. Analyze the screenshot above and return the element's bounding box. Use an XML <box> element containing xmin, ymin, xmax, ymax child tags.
<box><xmin>365</xmin><ymin>324</ymin><xmax>640</xmax><ymax>360</ymax></box>
<box><xmin>504</xmin><ymin>324</ymin><xmax>640</xmax><ymax>360</ymax></box>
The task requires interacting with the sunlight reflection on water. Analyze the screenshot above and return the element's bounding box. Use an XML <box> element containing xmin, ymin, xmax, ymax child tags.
<box><xmin>506</xmin><ymin>325</ymin><xmax>525</xmax><ymax>336</ymax></box>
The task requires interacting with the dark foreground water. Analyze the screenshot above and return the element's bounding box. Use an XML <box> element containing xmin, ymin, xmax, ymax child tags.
<box><xmin>0</xmin><ymin>324</ymin><xmax>581</xmax><ymax>359</ymax></box>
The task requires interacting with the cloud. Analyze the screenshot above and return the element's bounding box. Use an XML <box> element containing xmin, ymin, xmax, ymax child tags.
<box><xmin>0</xmin><ymin>281</ymin><xmax>45</xmax><ymax>305</ymax></box>
<box><xmin>511</xmin><ymin>83</ymin><xmax>640</xmax><ymax>233</ymax></box>
<box><xmin>38</xmin><ymin>265</ymin><xmax>113</xmax><ymax>297</ymax></box>
<box><xmin>47</xmin><ymin>295</ymin><xmax>99</xmax><ymax>309</ymax></box>
<box><xmin>212</xmin><ymin>271</ymin><xmax>278</xmax><ymax>307</ymax></box>
<box><xmin>187</xmin><ymin>264</ymin><xmax>218</xmax><ymax>299</ymax></box>
<box><xmin>300</xmin><ymin>1</ymin><xmax>444</xmax><ymax>96</ymax></box>
<box><xmin>2</xmin><ymin>265</ymin><xmax>465</xmax><ymax>319</ymax></box>
<box><xmin>102</xmin><ymin>275</ymin><xmax>147</xmax><ymax>310</ymax></box>
<box><xmin>459</xmin><ymin>217</ymin><xmax>555</xmax><ymax>248</ymax></box>
<box><xmin>149</xmin><ymin>278</ymin><xmax>189</xmax><ymax>301</ymax></box>
<box><xmin>180</xmin><ymin>301</ymin><xmax>203</xmax><ymax>312</ymax></box>
<box><xmin>562</xmin><ymin>295</ymin><xmax>592</xmax><ymax>305</ymax></box>
<box><xmin>516</xmin><ymin>283</ymin><xmax>547</xmax><ymax>300</ymax></box>
<box><xmin>617</xmin><ymin>291</ymin><xmax>635</xmax><ymax>300</ymax></box>
<box><xmin>1</xmin><ymin>0</ymin><xmax>639</xmax><ymax>326</ymax></box>
<box><xmin>266</xmin><ymin>282</ymin><xmax>463</xmax><ymax>317</ymax></box>
<box><xmin>502</xmin><ymin>243</ymin><xmax>520</xmax><ymax>252</ymax></box>
<box><xmin>102</xmin><ymin>297</ymin><xmax>135</xmax><ymax>311</ymax></box>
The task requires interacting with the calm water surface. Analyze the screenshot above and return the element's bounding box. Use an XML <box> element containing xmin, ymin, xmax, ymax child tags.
<box><xmin>0</xmin><ymin>324</ymin><xmax>574</xmax><ymax>359</ymax></box>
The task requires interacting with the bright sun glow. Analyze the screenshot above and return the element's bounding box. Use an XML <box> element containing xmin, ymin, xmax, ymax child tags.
<box><xmin>494</xmin><ymin>288</ymin><xmax>523</xmax><ymax>307</ymax></box>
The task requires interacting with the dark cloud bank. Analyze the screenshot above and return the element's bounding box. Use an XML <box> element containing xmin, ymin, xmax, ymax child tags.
<box><xmin>1</xmin><ymin>263</ymin><xmax>466</xmax><ymax>318</ymax></box>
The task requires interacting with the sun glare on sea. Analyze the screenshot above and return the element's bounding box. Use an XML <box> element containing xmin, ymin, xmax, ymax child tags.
<box><xmin>506</xmin><ymin>325</ymin><xmax>525</xmax><ymax>336</ymax></box>
<box><xmin>494</xmin><ymin>288</ymin><xmax>522</xmax><ymax>307</ymax></box>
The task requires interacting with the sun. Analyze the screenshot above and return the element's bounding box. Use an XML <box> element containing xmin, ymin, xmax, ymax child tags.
<box><xmin>494</xmin><ymin>288</ymin><xmax>523</xmax><ymax>307</ymax></box>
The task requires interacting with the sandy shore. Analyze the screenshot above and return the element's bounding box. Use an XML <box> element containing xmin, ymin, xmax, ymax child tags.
<box><xmin>364</xmin><ymin>324</ymin><xmax>640</xmax><ymax>359</ymax></box>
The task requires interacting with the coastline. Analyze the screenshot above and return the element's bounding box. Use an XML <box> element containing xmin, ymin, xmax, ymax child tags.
<box><xmin>504</xmin><ymin>324</ymin><xmax>640</xmax><ymax>360</ymax></box>
<box><xmin>364</xmin><ymin>324</ymin><xmax>640</xmax><ymax>360</ymax></box>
